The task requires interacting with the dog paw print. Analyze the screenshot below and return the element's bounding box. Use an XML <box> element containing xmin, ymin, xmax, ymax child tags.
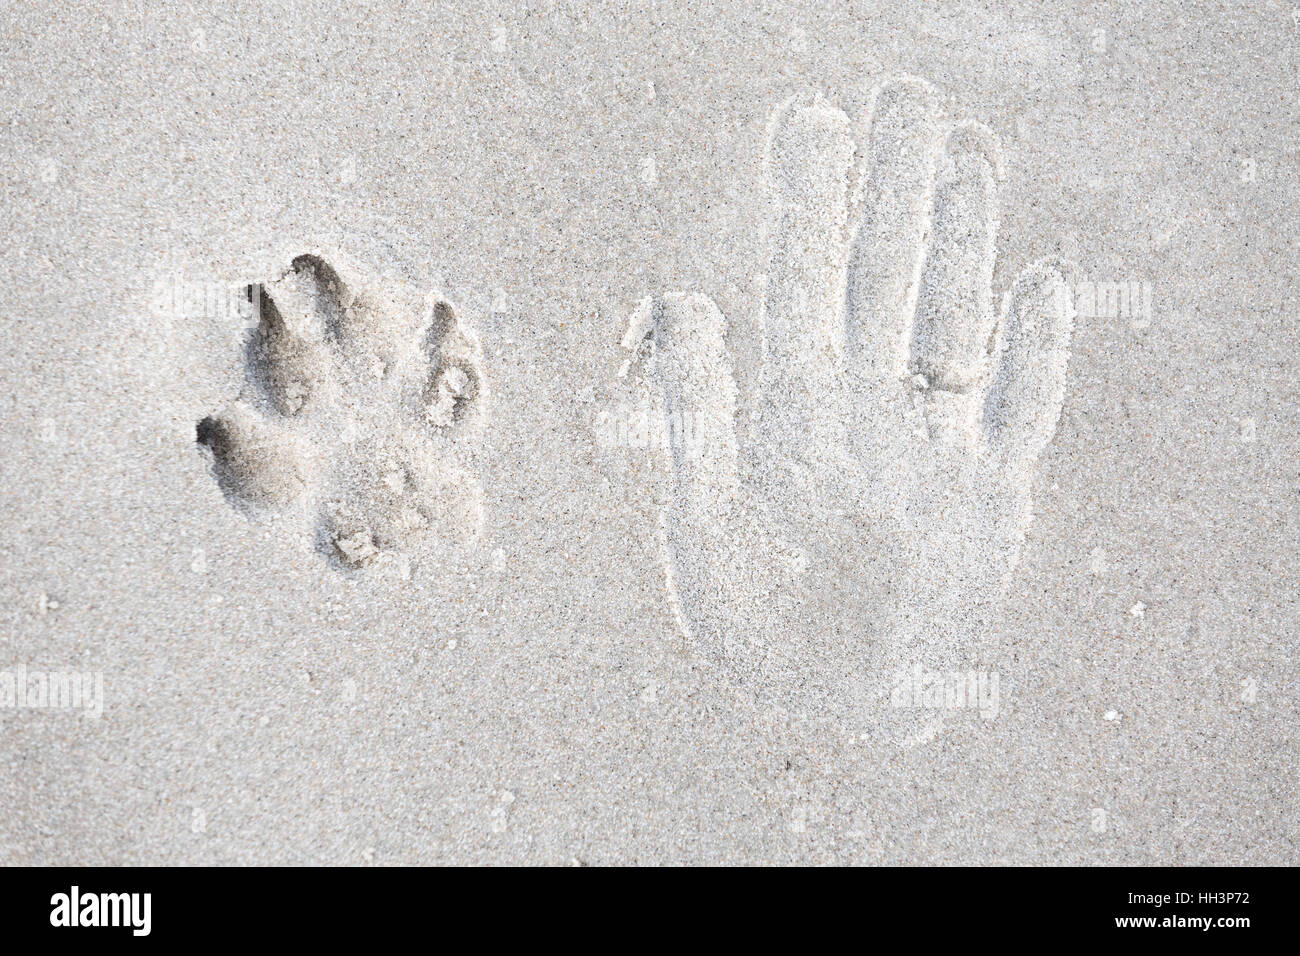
<box><xmin>197</xmin><ymin>254</ymin><xmax>486</xmax><ymax>571</ymax></box>
<box><xmin>644</xmin><ymin>78</ymin><xmax>1076</xmax><ymax>718</ymax></box>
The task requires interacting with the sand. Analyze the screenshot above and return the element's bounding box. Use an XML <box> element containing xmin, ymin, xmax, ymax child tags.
<box><xmin>1</xmin><ymin>0</ymin><xmax>1296</xmax><ymax>864</ymax></box>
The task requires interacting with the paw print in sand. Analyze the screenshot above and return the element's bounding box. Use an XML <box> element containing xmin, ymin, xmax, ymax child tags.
<box><xmin>198</xmin><ymin>254</ymin><xmax>485</xmax><ymax>571</ymax></box>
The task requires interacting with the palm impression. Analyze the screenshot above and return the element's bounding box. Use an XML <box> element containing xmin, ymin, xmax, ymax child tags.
<box><xmin>648</xmin><ymin>78</ymin><xmax>1075</xmax><ymax>715</ymax></box>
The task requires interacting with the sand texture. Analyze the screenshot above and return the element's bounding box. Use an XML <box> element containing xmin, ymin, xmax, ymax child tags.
<box><xmin>1</xmin><ymin>1</ymin><xmax>1296</xmax><ymax>864</ymax></box>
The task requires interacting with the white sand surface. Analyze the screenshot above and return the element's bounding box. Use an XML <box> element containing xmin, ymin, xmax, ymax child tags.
<box><xmin>1</xmin><ymin>1</ymin><xmax>1296</xmax><ymax>864</ymax></box>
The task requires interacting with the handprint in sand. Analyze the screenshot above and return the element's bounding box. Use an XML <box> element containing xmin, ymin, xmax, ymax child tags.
<box><xmin>645</xmin><ymin>78</ymin><xmax>1075</xmax><ymax>717</ymax></box>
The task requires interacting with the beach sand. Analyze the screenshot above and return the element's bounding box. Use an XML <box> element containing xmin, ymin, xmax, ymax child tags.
<box><xmin>1</xmin><ymin>0</ymin><xmax>1295</xmax><ymax>864</ymax></box>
